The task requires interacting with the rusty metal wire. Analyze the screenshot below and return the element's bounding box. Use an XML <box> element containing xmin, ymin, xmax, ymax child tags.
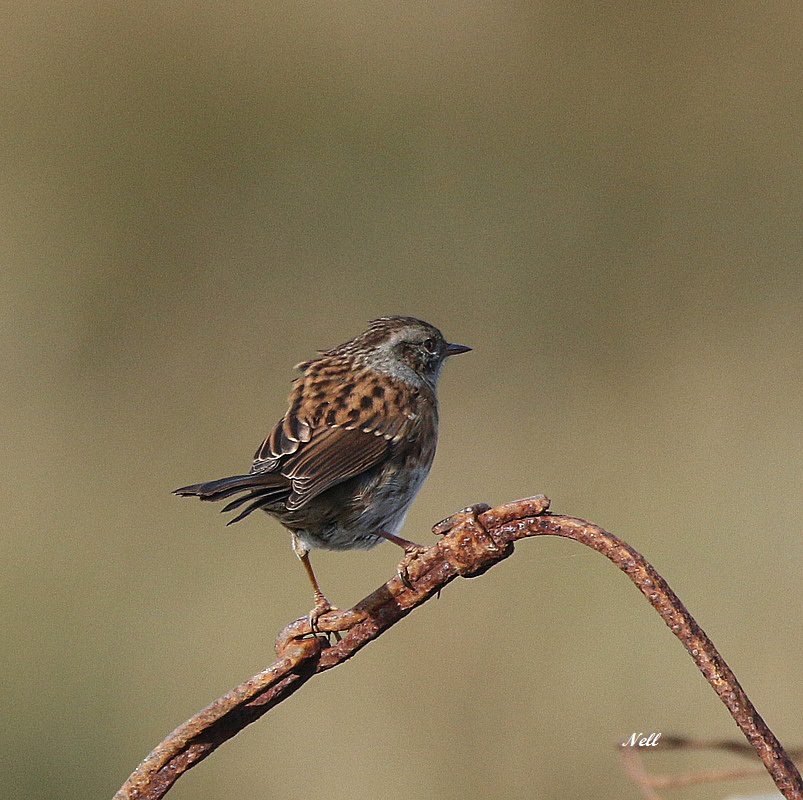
<box><xmin>620</xmin><ymin>736</ymin><xmax>803</xmax><ymax>799</ymax></box>
<box><xmin>114</xmin><ymin>496</ymin><xmax>802</xmax><ymax>800</ymax></box>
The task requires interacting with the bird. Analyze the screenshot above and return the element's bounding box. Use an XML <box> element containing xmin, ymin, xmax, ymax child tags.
<box><xmin>174</xmin><ymin>316</ymin><xmax>471</xmax><ymax>631</ymax></box>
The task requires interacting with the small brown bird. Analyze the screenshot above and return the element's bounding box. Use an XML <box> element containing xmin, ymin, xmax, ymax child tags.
<box><xmin>175</xmin><ymin>316</ymin><xmax>470</xmax><ymax>629</ymax></box>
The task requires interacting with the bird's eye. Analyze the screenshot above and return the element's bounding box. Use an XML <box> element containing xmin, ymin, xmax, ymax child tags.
<box><xmin>422</xmin><ymin>337</ymin><xmax>437</xmax><ymax>354</ymax></box>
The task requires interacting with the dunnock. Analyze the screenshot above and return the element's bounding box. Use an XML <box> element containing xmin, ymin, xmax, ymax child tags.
<box><xmin>175</xmin><ymin>316</ymin><xmax>470</xmax><ymax>629</ymax></box>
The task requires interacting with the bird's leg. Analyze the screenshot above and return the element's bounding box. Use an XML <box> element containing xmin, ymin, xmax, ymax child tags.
<box><xmin>376</xmin><ymin>530</ymin><xmax>428</xmax><ymax>590</ymax></box>
<box><xmin>291</xmin><ymin>533</ymin><xmax>336</xmax><ymax>638</ymax></box>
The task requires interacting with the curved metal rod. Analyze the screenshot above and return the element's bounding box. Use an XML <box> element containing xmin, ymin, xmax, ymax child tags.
<box><xmin>114</xmin><ymin>496</ymin><xmax>802</xmax><ymax>800</ymax></box>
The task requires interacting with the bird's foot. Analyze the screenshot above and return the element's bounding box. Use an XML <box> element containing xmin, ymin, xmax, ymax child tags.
<box><xmin>375</xmin><ymin>529</ymin><xmax>430</xmax><ymax>590</ymax></box>
<box><xmin>276</xmin><ymin>605</ymin><xmax>370</xmax><ymax>655</ymax></box>
<box><xmin>396</xmin><ymin>543</ymin><xmax>429</xmax><ymax>590</ymax></box>
<box><xmin>308</xmin><ymin>596</ymin><xmax>341</xmax><ymax>642</ymax></box>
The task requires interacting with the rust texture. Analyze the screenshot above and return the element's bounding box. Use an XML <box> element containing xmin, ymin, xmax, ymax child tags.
<box><xmin>114</xmin><ymin>496</ymin><xmax>802</xmax><ymax>800</ymax></box>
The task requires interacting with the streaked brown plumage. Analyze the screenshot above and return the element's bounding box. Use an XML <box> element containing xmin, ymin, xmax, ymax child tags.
<box><xmin>175</xmin><ymin>316</ymin><xmax>470</xmax><ymax>629</ymax></box>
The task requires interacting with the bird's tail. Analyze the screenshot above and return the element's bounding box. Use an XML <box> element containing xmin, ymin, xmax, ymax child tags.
<box><xmin>174</xmin><ymin>473</ymin><xmax>291</xmax><ymax>524</ymax></box>
<box><xmin>174</xmin><ymin>473</ymin><xmax>263</xmax><ymax>501</ymax></box>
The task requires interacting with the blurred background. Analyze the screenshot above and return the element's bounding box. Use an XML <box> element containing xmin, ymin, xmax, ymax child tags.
<box><xmin>3</xmin><ymin>3</ymin><xmax>801</xmax><ymax>799</ymax></box>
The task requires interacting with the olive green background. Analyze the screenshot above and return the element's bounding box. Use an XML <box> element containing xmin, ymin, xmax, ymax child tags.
<box><xmin>3</xmin><ymin>4</ymin><xmax>801</xmax><ymax>799</ymax></box>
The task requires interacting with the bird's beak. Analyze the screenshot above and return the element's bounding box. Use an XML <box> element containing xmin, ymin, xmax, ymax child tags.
<box><xmin>445</xmin><ymin>342</ymin><xmax>472</xmax><ymax>357</ymax></box>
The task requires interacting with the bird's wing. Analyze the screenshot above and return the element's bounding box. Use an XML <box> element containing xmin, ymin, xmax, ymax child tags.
<box><xmin>250</xmin><ymin>365</ymin><xmax>425</xmax><ymax>510</ymax></box>
<box><xmin>281</xmin><ymin>426</ymin><xmax>390</xmax><ymax>510</ymax></box>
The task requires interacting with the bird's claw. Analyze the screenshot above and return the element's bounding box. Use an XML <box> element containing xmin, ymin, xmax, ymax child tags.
<box><xmin>307</xmin><ymin>599</ymin><xmax>341</xmax><ymax>642</ymax></box>
<box><xmin>396</xmin><ymin>544</ymin><xmax>428</xmax><ymax>590</ymax></box>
